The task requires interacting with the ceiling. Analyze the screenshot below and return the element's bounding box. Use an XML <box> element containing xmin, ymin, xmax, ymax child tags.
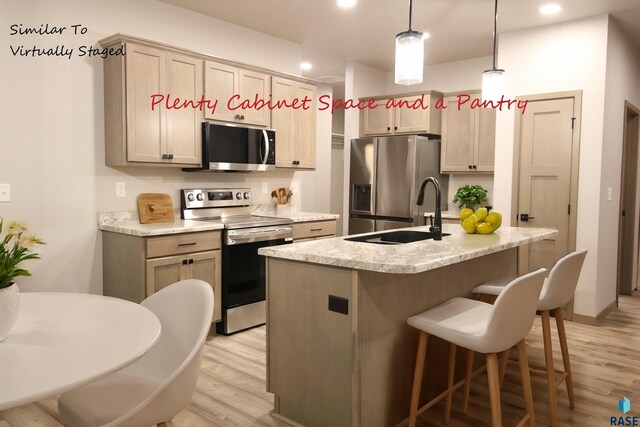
<box><xmin>158</xmin><ymin>0</ymin><xmax>640</xmax><ymax>81</ymax></box>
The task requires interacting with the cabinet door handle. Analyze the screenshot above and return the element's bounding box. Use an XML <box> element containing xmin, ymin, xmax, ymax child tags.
<box><xmin>472</xmin><ymin>165</ymin><xmax>477</xmax><ymax>169</ymax></box>
<box><xmin>188</xmin><ymin>259</ymin><xmax>194</xmax><ymax>264</ymax></box>
<box><xmin>468</xmin><ymin>165</ymin><xmax>472</xmax><ymax>169</ymax></box>
<box><xmin>178</xmin><ymin>242</ymin><xmax>197</xmax><ymax>247</ymax></box>
<box><xmin>162</xmin><ymin>154</ymin><xmax>169</xmax><ymax>160</ymax></box>
<box><xmin>394</xmin><ymin>126</ymin><xmax>398</xmax><ymax>130</ymax></box>
<box><xmin>235</xmin><ymin>114</ymin><xmax>242</xmax><ymax>120</ymax></box>
<box><xmin>387</xmin><ymin>127</ymin><xmax>391</xmax><ymax>131</ymax></box>
<box><xmin>168</xmin><ymin>154</ymin><xmax>174</xmax><ymax>160</ymax></box>
<box><xmin>182</xmin><ymin>259</ymin><xmax>188</xmax><ymax>265</ymax></box>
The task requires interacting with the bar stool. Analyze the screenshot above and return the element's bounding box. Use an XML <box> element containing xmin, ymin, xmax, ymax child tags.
<box><xmin>473</xmin><ymin>249</ymin><xmax>587</xmax><ymax>427</ymax></box>
<box><xmin>407</xmin><ymin>268</ymin><xmax>547</xmax><ymax>427</ymax></box>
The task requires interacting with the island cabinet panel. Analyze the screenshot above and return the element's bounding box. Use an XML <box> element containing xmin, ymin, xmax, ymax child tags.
<box><xmin>267</xmin><ymin>260</ymin><xmax>354</xmax><ymax>427</ymax></box>
<box><xmin>266</xmin><ymin>249</ymin><xmax>518</xmax><ymax>427</ymax></box>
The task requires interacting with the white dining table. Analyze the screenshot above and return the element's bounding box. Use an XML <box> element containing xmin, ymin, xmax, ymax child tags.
<box><xmin>0</xmin><ymin>292</ymin><xmax>161</xmax><ymax>411</ymax></box>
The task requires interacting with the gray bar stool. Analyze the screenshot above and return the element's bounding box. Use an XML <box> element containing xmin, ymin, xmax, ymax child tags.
<box><xmin>473</xmin><ymin>249</ymin><xmax>587</xmax><ymax>427</ymax></box>
<box><xmin>407</xmin><ymin>268</ymin><xmax>547</xmax><ymax>427</ymax></box>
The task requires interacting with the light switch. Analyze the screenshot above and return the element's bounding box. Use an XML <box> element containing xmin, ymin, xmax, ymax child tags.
<box><xmin>116</xmin><ymin>182</ymin><xmax>126</xmax><ymax>198</ymax></box>
<box><xmin>0</xmin><ymin>184</ymin><xmax>10</xmax><ymax>202</ymax></box>
<box><xmin>607</xmin><ymin>187</ymin><xmax>612</xmax><ymax>201</ymax></box>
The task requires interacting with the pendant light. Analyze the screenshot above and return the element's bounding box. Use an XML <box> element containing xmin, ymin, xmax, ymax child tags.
<box><xmin>482</xmin><ymin>0</ymin><xmax>505</xmax><ymax>102</ymax></box>
<box><xmin>395</xmin><ymin>0</ymin><xmax>423</xmax><ymax>85</ymax></box>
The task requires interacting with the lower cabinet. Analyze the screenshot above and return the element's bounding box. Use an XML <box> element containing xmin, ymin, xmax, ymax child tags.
<box><xmin>102</xmin><ymin>230</ymin><xmax>222</xmax><ymax>323</ymax></box>
<box><xmin>292</xmin><ymin>220</ymin><xmax>337</xmax><ymax>242</ymax></box>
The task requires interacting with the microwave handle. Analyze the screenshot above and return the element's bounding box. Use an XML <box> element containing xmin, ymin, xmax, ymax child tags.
<box><xmin>261</xmin><ymin>130</ymin><xmax>269</xmax><ymax>165</ymax></box>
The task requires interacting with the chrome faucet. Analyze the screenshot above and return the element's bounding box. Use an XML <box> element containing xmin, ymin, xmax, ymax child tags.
<box><xmin>416</xmin><ymin>177</ymin><xmax>442</xmax><ymax>240</ymax></box>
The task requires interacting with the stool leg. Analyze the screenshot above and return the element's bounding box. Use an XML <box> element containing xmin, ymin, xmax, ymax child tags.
<box><xmin>517</xmin><ymin>339</ymin><xmax>536</xmax><ymax>427</ymax></box>
<box><xmin>462</xmin><ymin>349</ymin><xmax>474</xmax><ymax>413</ymax></box>
<box><xmin>499</xmin><ymin>348</ymin><xmax>510</xmax><ymax>388</ymax></box>
<box><xmin>541</xmin><ymin>310</ymin><xmax>559</xmax><ymax>427</ymax></box>
<box><xmin>554</xmin><ymin>307</ymin><xmax>575</xmax><ymax>409</ymax></box>
<box><xmin>445</xmin><ymin>343</ymin><xmax>457</xmax><ymax>424</ymax></box>
<box><xmin>486</xmin><ymin>353</ymin><xmax>502</xmax><ymax>427</ymax></box>
<box><xmin>409</xmin><ymin>331</ymin><xmax>428</xmax><ymax>427</ymax></box>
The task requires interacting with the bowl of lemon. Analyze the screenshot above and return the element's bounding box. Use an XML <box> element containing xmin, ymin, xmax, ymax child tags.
<box><xmin>459</xmin><ymin>207</ymin><xmax>502</xmax><ymax>234</ymax></box>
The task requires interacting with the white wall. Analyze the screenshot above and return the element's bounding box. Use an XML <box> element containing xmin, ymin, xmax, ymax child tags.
<box><xmin>493</xmin><ymin>15</ymin><xmax>610</xmax><ymax>317</ymax></box>
<box><xmin>0</xmin><ymin>0</ymin><xmax>332</xmax><ymax>293</ymax></box>
<box><xmin>599</xmin><ymin>17</ymin><xmax>640</xmax><ymax>311</ymax></box>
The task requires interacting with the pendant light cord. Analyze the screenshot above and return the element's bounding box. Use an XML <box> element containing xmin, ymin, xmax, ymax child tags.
<box><xmin>492</xmin><ymin>0</ymin><xmax>498</xmax><ymax>70</ymax></box>
<box><xmin>408</xmin><ymin>0</ymin><xmax>413</xmax><ymax>31</ymax></box>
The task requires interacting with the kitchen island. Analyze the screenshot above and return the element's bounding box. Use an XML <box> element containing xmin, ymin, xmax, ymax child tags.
<box><xmin>259</xmin><ymin>224</ymin><xmax>557</xmax><ymax>427</ymax></box>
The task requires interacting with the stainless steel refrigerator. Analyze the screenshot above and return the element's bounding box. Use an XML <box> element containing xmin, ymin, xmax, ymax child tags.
<box><xmin>348</xmin><ymin>135</ymin><xmax>448</xmax><ymax>235</ymax></box>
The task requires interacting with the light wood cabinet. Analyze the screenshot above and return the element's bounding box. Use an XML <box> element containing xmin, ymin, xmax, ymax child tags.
<box><xmin>292</xmin><ymin>220</ymin><xmax>336</xmax><ymax>242</ymax></box>
<box><xmin>271</xmin><ymin>77</ymin><xmax>317</xmax><ymax>169</ymax></box>
<box><xmin>103</xmin><ymin>42</ymin><xmax>202</xmax><ymax>167</ymax></box>
<box><xmin>103</xmin><ymin>230</ymin><xmax>222</xmax><ymax>323</ymax></box>
<box><xmin>204</xmin><ymin>61</ymin><xmax>270</xmax><ymax>127</ymax></box>
<box><xmin>360</xmin><ymin>91</ymin><xmax>443</xmax><ymax>136</ymax></box>
<box><xmin>440</xmin><ymin>90</ymin><xmax>496</xmax><ymax>173</ymax></box>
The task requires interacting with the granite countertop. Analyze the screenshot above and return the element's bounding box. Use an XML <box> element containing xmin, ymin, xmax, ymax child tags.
<box><xmin>259</xmin><ymin>224</ymin><xmax>558</xmax><ymax>274</ymax></box>
<box><xmin>98</xmin><ymin>211</ymin><xmax>224</xmax><ymax>237</ymax></box>
<box><xmin>423</xmin><ymin>211</ymin><xmax>460</xmax><ymax>220</ymax></box>
<box><xmin>98</xmin><ymin>207</ymin><xmax>338</xmax><ymax>237</ymax></box>
<box><xmin>250</xmin><ymin>205</ymin><xmax>339</xmax><ymax>223</ymax></box>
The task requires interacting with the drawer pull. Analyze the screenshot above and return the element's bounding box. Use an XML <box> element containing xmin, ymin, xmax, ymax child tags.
<box><xmin>178</xmin><ymin>242</ymin><xmax>197</xmax><ymax>247</ymax></box>
<box><xmin>310</xmin><ymin>228</ymin><xmax>323</xmax><ymax>232</ymax></box>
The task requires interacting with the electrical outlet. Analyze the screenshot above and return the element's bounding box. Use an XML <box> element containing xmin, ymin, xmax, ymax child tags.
<box><xmin>0</xmin><ymin>184</ymin><xmax>10</xmax><ymax>202</ymax></box>
<box><xmin>262</xmin><ymin>182</ymin><xmax>268</xmax><ymax>194</ymax></box>
<box><xmin>116</xmin><ymin>182</ymin><xmax>126</xmax><ymax>198</ymax></box>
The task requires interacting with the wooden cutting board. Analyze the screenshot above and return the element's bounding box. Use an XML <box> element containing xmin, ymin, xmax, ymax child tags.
<box><xmin>137</xmin><ymin>193</ymin><xmax>175</xmax><ymax>224</ymax></box>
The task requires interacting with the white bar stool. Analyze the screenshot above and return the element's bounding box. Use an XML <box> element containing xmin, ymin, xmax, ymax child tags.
<box><xmin>407</xmin><ymin>268</ymin><xmax>547</xmax><ymax>427</ymax></box>
<box><xmin>473</xmin><ymin>249</ymin><xmax>587</xmax><ymax>427</ymax></box>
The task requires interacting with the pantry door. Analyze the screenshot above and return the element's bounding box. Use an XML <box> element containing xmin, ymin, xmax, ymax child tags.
<box><xmin>514</xmin><ymin>92</ymin><xmax>581</xmax><ymax>274</ymax></box>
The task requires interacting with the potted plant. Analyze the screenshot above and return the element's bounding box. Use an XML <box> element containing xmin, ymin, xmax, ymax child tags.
<box><xmin>452</xmin><ymin>185</ymin><xmax>488</xmax><ymax>211</ymax></box>
<box><xmin>0</xmin><ymin>218</ymin><xmax>45</xmax><ymax>341</ymax></box>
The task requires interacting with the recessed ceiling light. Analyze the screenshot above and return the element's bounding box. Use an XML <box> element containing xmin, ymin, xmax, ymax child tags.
<box><xmin>337</xmin><ymin>0</ymin><xmax>357</xmax><ymax>9</ymax></box>
<box><xmin>300</xmin><ymin>62</ymin><xmax>312</xmax><ymax>71</ymax></box>
<box><xmin>422</xmin><ymin>32</ymin><xmax>430</xmax><ymax>40</ymax></box>
<box><xmin>539</xmin><ymin>3</ymin><xmax>561</xmax><ymax>15</ymax></box>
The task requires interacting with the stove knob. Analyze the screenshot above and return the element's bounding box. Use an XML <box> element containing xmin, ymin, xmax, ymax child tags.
<box><xmin>196</xmin><ymin>193</ymin><xmax>204</xmax><ymax>201</ymax></box>
<box><xmin>236</xmin><ymin>192</ymin><xmax>243</xmax><ymax>200</ymax></box>
<box><xmin>187</xmin><ymin>193</ymin><xmax>195</xmax><ymax>201</ymax></box>
<box><xmin>243</xmin><ymin>192</ymin><xmax>251</xmax><ymax>200</ymax></box>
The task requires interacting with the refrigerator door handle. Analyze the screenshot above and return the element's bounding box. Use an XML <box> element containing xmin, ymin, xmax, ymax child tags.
<box><xmin>372</xmin><ymin>138</ymin><xmax>378</xmax><ymax>219</ymax></box>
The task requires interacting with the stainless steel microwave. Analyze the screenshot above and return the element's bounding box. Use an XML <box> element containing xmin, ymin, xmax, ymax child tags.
<box><xmin>200</xmin><ymin>122</ymin><xmax>276</xmax><ymax>172</ymax></box>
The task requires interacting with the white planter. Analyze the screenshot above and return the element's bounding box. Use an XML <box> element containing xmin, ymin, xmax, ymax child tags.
<box><xmin>0</xmin><ymin>283</ymin><xmax>19</xmax><ymax>342</ymax></box>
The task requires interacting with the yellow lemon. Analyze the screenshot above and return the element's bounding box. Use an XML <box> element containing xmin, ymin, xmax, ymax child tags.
<box><xmin>461</xmin><ymin>215</ymin><xmax>479</xmax><ymax>234</ymax></box>
<box><xmin>460</xmin><ymin>208</ymin><xmax>474</xmax><ymax>221</ymax></box>
<box><xmin>476</xmin><ymin>222</ymin><xmax>494</xmax><ymax>234</ymax></box>
<box><xmin>485</xmin><ymin>211</ymin><xmax>502</xmax><ymax>231</ymax></box>
<box><xmin>475</xmin><ymin>207</ymin><xmax>488</xmax><ymax>221</ymax></box>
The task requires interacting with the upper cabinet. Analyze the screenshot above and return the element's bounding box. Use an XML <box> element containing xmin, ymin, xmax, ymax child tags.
<box><xmin>103</xmin><ymin>42</ymin><xmax>202</xmax><ymax>167</ymax></box>
<box><xmin>360</xmin><ymin>91</ymin><xmax>443</xmax><ymax>137</ymax></box>
<box><xmin>271</xmin><ymin>77</ymin><xmax>317</xmax><ymax>169</ymax></box>
<box><xmin>204</xmin><ymin>61</ymin><xmax>271</xmax><ymax>127</ymax></box>
<box><xmin>440</xmin><ymin>90</ymin><xmax>496</xmax><ymax>173</ymax></box>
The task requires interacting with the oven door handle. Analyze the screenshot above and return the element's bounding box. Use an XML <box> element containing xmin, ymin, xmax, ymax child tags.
<box><xmin>261</xmin><ymin>130</ymin><xmax>269</xmax><ymax>165</ymax></box>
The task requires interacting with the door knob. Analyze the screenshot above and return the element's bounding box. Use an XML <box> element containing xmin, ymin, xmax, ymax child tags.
<box><xmin>520</xmin><ymin>213</ymin><xmax>535</xmax><ymax>222</ymax></box>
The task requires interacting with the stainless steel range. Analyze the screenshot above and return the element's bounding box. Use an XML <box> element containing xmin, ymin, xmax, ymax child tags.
<box><xmin>181</xmin><ymin>188</ymin><xmax>293</xmax><ymax>334</ymax></box>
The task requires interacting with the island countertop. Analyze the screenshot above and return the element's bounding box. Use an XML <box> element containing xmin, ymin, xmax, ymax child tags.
<box><xmin>259</xmin><ymin>224</ymin><xmax>558</xmax><ymax>274</ymax></box>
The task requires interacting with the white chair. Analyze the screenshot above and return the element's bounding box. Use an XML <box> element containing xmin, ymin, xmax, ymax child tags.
<box><xmin>58</xmin><ymin>279</ymin><xmax>214</xmax><ymax>427</ymax></box>
<box><xmin>473</xmin><ymin>249</ymin><xmax>587</xmax><ymax>427</ymax></box>
<box><xmin>407</xmin><ymin>268</ymin><xmax>547</xmax><ymax>427</ymax></box>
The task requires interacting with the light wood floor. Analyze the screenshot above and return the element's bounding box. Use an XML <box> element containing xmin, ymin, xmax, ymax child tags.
<box><xmin>3</xmin><ymin>292</ymin><xmax>639</xmax><ymax>427</ymax></box>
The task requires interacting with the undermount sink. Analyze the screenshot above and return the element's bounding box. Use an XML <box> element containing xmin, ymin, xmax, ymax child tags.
<box><xmin>345</xmin><ymin>230</ymin><xmax>451</xmax><ymax>245</ymax></box>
